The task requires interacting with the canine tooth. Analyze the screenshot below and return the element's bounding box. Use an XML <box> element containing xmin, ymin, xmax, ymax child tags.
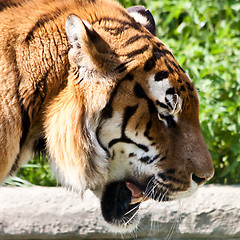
<box><xmin>129</xmin><ymin>196</ymin><xmax>144</xmax><ymax>205</ymax></box>
<box><xmin>129</xmin><ymin>194</ymin><xmax>150</xmax><ymax>205</ymax></box>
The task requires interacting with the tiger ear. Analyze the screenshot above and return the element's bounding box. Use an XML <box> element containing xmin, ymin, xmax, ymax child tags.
<box><xmin>127</xmin><ymin>6</ymin><xmax>156</xmax><ymax>36</ymax></box>
<box><xmin>65</xmin><ymin>14</ymin><xmax>111</xmax><ymax>72</ymax></box>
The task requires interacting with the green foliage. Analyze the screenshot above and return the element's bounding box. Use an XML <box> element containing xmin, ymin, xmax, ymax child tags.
<box><xmin>15</xmin><ymin>155</ymin><xmax>57</xmax><ymax>186</ymax></box>
<box><xmin>9</xmin><ymin>0</ymin><xmax>239</xmax><ymax>186</ymax></box>
<box><xmin>118</xmin><ymin>0</ymin><xmax>147</xmax><ymax>8</ymax></box>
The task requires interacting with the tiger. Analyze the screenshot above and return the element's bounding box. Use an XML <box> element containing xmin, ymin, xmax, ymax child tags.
<box><xmin>0</xmin><ymin>0</ymin><xmax>214</xmax><ymax>233</ymax></box>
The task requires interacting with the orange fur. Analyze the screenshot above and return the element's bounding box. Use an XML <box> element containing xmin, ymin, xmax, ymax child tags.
<box><xmin>0</xmin><ymin>0</ymin><xmax>213</xmax><ymax>212</ymax></box>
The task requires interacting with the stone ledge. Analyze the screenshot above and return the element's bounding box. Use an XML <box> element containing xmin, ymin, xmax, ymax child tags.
<box><xmin>0</xmin><ymin>185</ymin><xmax>239</xmax><ymax>239</ymax></box>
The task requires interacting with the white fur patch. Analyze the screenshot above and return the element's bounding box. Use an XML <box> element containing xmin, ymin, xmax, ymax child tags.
<box><xmin>106</xmin><ymin>216</ymin><xmax>140</xmax><ymax>234</ymax></box>
<box><xmin>129</xmin><ymin>12</ymin><xmax>149</xmax><ymax>27</ymax></box>
<box><xmin>148</xmin><ymin>76</ymin><xmax>171</xmax><ymax>104</ymax></box>
<box><xmin>148</xmin><ymin>74</ymin><xmax>182</xmax><ymax>123</ymax></box>
<box><xmin>100</xmin><ymin>111</ymin><xmax>161</xmax><ymax>184</ymax></box>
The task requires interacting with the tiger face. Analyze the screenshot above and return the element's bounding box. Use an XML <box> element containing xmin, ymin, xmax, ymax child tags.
<box><xmin>0</xmin><ymin>0</ymin><xmax>214</xmax><ymax>233</ymax></box>
<box><xmin>58</xmin><ymin>5</ymin><xmax>213</xmax><ymax>232</ymax></box>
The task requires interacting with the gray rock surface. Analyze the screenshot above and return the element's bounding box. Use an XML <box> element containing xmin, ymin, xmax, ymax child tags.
<box><xmin>0</xmin><ymin>185</ymin><xmax>239</xmax><ymax>239</ymax></box>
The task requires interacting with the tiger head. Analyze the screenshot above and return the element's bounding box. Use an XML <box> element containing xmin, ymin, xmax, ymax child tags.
<box><xmin>45</xmin><ymin>1</ymin><xmax>214</xmax><ymax>233</ymax></box>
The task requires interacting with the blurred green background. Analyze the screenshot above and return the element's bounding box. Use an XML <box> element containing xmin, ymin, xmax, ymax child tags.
<box><xmin>5</xmin><ymin>0</ymin><xmax>240</xmax><ymax>186</ymax></box>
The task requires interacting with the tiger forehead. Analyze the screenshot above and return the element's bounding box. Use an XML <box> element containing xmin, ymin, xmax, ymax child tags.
<box><xmin>79</xmin><ymin>0</ymin><xmax>198</xmax><ymax>105</ymax></box>
<box><xmin>93</xmin><ymin>13</ymin><xmax>198</xmax><ymax>110</ymax></box>
<box><xmin>87</xmin><ymin>2</ymin><xmax>182</xmax><ymax>73</ymax></box>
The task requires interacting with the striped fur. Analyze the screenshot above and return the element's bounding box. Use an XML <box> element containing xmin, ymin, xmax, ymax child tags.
<box><xmin>0</xmin><ymin>0</ymin><xmax>214</xmax><ymax>232</ymax></box>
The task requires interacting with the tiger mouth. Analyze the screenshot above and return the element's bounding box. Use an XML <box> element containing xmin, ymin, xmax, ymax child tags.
<box><xmin>100</xmin><ymin>181</ymin><xmax>149</xmax><ymax>227</ymax></box>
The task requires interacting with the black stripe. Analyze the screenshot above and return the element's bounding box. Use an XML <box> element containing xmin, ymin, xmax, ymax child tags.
<box><xmin>141</xmin><ymin>154</ymin><xmax>160</xmax><ymax>164</ymax></box>
<box><xmin>153</xmin><ymin>47</ymin><xmax>173</xmax><ymax>60</ymax></box>
<box><xmin>121</xmin><ymin>105</ymin><xmax>138</xmax><ymax>136</ymax></box>
<box><xmin>25</xmin><ymin>9</ymin><xmax>65</xmax><ymax>42</ymax></box>
<box><xmin>107</xmin><ymin>104</ymin><xmax>149</xmax><ymax>152</ymax></box>
<box><xmin>186</xmin><ymin>82</ymin><xmax>194</xmax><ymax>91</ymax></box>
<box><xmin>165</xmin><ymin>169</ymin><xmax>175</xmax><ymax>174</ymax></box>
<box><xmin>101</xmin><ymin>17</ymin><xmax>141</xmax><ymax>36</ymax></box>
<box><xmin>155</xmin><ymin>71</ymin><xmax>169</xmax><ymax>81</ymax></box>
<box><xmin>144</xmin><ymin>43</ymin><xmax>176</xmax><ymax>72</ymax></box>
<box><xmin>167</xmin><ymin>187</ymin><xmax>183</xmax><ymax>192</ymax></box>
<box><xmin>144</xmin><ymin>120</ymin><xmax>153</xmax><ymax>140</ymax></box>
<box><xmin>156</xmin><ymin>100</ymin><xmax>169</xmax><ymax>109</ymax></box>
<box><xmin>163</xmin><ymin>58</ymin><xmax>181</xmax><ymax>74</ymax></box>
<box><xmin>151</xmin><ymin>154</ymin><xmax>160</xmax><ymax>162</ymax></box>
<box><xmin>178</xmin><ymin>64</ymin><xmax>185</xmax><ymax>73</ymax></box>
<box><xmin>140</xmin><ymin>156</ymin><xmax>150</xmax><ymax>163</ymax></box>
<box><xmin>164</xmin><ymin>59</ymin><xmax>174</xmax><ymax>74</ymax></box>
<box><xmin>159</xmin><ymin>156</ymin><xmax>167</xmax><ymax>161</ymax></box>
<box><xmin>124</xmin><ymin>73</ymin><xmax>134</xmax><ymax>81</ymax></box>
<box><xmin>108</xmin><ymin>138</ymin><xmax>149</xmax><ymax>152</ymax></box>
<box><xmin>170</xmin><ymin>59</ymin><xmax>180</xmax><ymax>72</ymax></box>
<box><xmin>101</xmin><ymin>83</ymin><xmax>119</xmax><ymax>119</ymax></box>
<box><xmin>157</xmin><ymin>172</ymin><xmax>168</xmax><ymax>181</ymax></box>
<box><xmin>165</xmin><ymin>97</ymin><xmax>173</xmax><ymax>110</ymax></box>
<box><xmin>0</xmin><ymin>0</ymin><xmax>32</xmax><ymax>12</ymax></box>
<box><xmin>19</xmin><ymin>104</ymin><xmax>30</xmax><ymax>149</ymax></box>
<box><xmin>166</xmin><ymin>116</ymin><xmax>176</xmax><ymax>128</ymax></box>
<box><xmin>115</xmin><ymin>62</ymin><xmax>128</xmax><ymax>73</ymax></box>
<box><xmin>0</xmin><ymin>0</ymin><xmax>23</xmax><ymax>11</ymax></box>
<box><xmin>158</xmin><ymin>114</ymin><xmax>176</xmax><ymax>128</ymax></box>
<box><xmin>134</xmin><ymin>83</ymin><xmax>156</xmax><ymax>114</ymax></box>
<box><xmin>122</xmin><ymin>34</ymin><xmax>151</xmax><ymax>47</ymax></box>
<box><xmin>123</xmin><ymin>44</ymin><xmax>149</xmax><ymax>58</ymax></box>
<box><xmin>101</xmin><ymin>17</ymin><xmax>141</xmax><ymax>30</ymax></box>
<box><xmin>129</xmin><ymin>153</ymin><xmax>136</xmax><ymax>157</ymax></box>
<box><xmin>101</xmin><ymin>74</ymin><xmax>134</xmax><ymax>119</ymax></box>
<box><xmin>144</xmin><ymin>56</ymin><xmax>156</xmax><ymax>71</ymax></box>
<box><xmin>180</xmin><ymin>85</ymin><xmax>186</xmax><ymax>91</ymax></box>
<box><xmin>166</xmin><ymin>87</ymin><xmax>175</xmax><ymax>95</ymax></box>
<box><xmin>103</xmin><ymin>26</ymin><xmax>129</xmax><ymax>36</ymax></box>
<box><xmin>134</xmin><ymin>83</ymin><xmax>147</xmax><ymax>98</ymax></box>
<box><xmin>156</xmin><ymin>42</ymin><xmax>164</xmax><ymax>48</ymax></box>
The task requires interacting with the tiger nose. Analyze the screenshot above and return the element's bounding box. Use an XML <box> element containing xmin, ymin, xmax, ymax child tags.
<box><xmin>189</xmin><ymin>136</ymin><xmax>215</xmax><ymax>185</ymax></box>
<box><xmin>189</xmin><ymin>145</ymin><xmax>215</xmax><ymax>186</ymax></box>
<box><xmin>192</xmin><ymin>173</ymin><xmax>212</xmax><ymax>185</ymax></box>
<box><xmin>191</xmin><ymin>161</ymin><xmax>215</xmax><ymax>186</ymax></box>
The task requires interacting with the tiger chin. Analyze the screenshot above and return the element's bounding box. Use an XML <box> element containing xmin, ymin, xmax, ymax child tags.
<box><xmin>0</xmin><ymin>0</ymin><xmax>214</xmax><ymax>233</ymax></box>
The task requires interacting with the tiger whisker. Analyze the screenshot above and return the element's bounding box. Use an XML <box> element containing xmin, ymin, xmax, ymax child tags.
<box><xmin>124</xmin><ymin>210</ymin><xmax>139</xmax><ymax>226</ymax></box>
<box><xmin>125</xmin><ymin>183</ymin><xmax>162</xmax><ymax>228</ymax></box>
<box><xmin>124</xmin><ymin>185</ymin><xmax>159</xmax><ymax>227</ymax></box>
<box><xmin>123</xmin><ymin>204</ymin><xmax>140</xmax><ymax>216</ymax></box>
<box><xmin>124</xmin><ymin>181</ymin><xmax>160</xmax><ymax>228</ymax></box>
<box><xmin>143</xmin><ymin>181</ymin><xmax>159</xmax><ymax>201</ymax></box>
<box><xmin>165</xmin><ymin>196</ymin><xmax>181</xmax><ymax>240</ymax></box>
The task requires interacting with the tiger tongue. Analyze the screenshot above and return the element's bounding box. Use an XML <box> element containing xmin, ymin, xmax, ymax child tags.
<box><xmin>126</xmin><ymin>182</ymin><xmax>144</xmax><ymax>205</ymax></box>
<box><xmin>126</xmin><ymin>182</ymin><xmax>150</xmax><ymax>205</ymax></box>
<box><xmin>125</xmin><ymin>182</ymin><xmax>142</xmax><ymax>197</ymax></box>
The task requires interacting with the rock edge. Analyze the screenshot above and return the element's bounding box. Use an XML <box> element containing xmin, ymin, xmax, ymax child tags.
<box><xmin>0</xmin><ymin>185</ymin><xmax>239</xmax><ymax>239</ymax></box>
